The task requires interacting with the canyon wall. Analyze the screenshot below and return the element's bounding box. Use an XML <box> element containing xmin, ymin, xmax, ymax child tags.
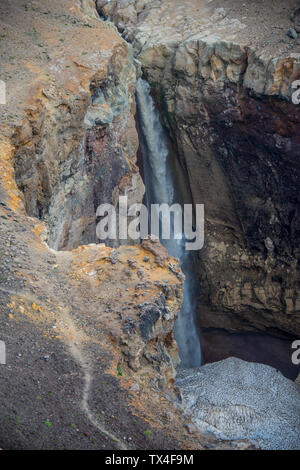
<box><xmin>10</xmin><ymin>1</ymin><xmax>144</xmax><ymax>251</ymax></box>
<box><xmin>98</xmin><ymin>0</ymin><xmax>300</xmax><ymax>337</ymax></box>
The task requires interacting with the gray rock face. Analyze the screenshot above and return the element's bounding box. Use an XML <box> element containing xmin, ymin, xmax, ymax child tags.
<box><xmin>176</xmin><ymin>357</ymin><xmax>300</xmax><ymax>450</ymax></box>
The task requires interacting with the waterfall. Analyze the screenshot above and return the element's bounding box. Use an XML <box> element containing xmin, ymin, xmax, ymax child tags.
<box><xmin>136</xmin><ymin>78</ymin><xmax>202</xmax><ymax>368</ymax></box>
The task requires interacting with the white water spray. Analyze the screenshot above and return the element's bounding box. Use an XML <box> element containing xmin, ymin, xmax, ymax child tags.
<box><xmin>136</xmin><ymin>78</ymin><xmax>202</xmax><ymax>368</ymax></box>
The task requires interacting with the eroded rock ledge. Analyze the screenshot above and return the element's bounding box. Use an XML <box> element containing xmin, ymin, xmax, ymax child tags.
<box><xmin>98</xmin><ymin>0</ymin><xmax>300</xmax><ymax>337</ymax></box>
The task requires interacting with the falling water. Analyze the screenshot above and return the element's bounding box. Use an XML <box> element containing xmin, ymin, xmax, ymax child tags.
<box><xmin>136</xmin><ymin>78</ymin><xmax>202</xmax><ymax>368</ymax></box>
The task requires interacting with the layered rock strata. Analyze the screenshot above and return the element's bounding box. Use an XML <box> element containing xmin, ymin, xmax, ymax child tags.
<box><xmin>98</xmin><ymin>0</ymin><xmax>300</xmax><ymax>337</ymax></box>
<box><xmin>0</xmin><ymin>0</ymin><xmax>254</xmax><ymax>451</ymax></box>
<box><xmin>7</xmin><ymin>0</ymin><xmax>144</xmax><ymax>251</ymax></box>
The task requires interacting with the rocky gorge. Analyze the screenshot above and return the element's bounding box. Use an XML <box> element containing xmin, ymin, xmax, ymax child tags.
<box><xmin>0</xmin><ymin>0</ymin><xmax>299</xmax><ymax>451</ymax></box>
<box><xmin>98</xmin><ymin>0</ymin><xmax>300</xmax><ymax>349</ymax></box>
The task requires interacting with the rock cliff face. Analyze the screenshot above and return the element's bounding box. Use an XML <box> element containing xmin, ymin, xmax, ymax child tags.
<box><xmin>98</xmin><ymin>0</ymin><xmax>300</xmax><ymax>337</ymax></box>
<box><xmin>8</xmin><ymin>0</ymin><xmax>144</xmax><ymax>251</ymax></box>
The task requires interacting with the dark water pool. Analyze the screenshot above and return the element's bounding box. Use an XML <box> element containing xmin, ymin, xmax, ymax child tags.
<box><xmin>201</xmin><ymin>328</ymin><xmax>300</xmax><ymax>380</ymax></box>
